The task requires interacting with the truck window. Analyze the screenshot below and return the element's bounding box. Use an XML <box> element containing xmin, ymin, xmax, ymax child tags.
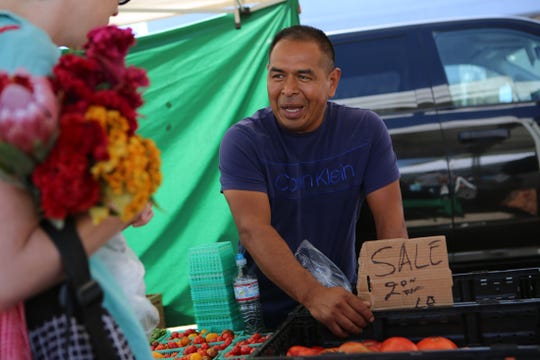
<box><xmin>332</xmin><ymin>34</ymin><xmax>419</xmax><ymax>115</ymax></box>
<box><xmin>433</xmin><ymin>28</ymin><xmax>540</xmax><ymax>107</ymax></box>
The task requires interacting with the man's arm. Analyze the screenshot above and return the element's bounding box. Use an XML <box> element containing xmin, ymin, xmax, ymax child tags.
<box><xmin>223</xmin><ymin>189</ymin><xmax>374</xmax><ymax>338</ymax></box>
<box><xmin>366</xmin><ymin>179</ymin><xmax>408</xmax><ymax>239</ymax></box>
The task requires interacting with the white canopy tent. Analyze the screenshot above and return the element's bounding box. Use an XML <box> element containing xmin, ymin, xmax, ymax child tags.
<box><xmin>112</xmin><ymin>0</ymin><xmax>287</xmax><ymax>28</ymax></box>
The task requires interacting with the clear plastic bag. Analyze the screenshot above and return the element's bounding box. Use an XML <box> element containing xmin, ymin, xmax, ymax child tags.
<box><xmin>95</xmin><ymin>233</ymin><xmax>159</xmax><ymax>338</ymax></box>
<box><xmin>294</xmin><ymin>239</ymin><xmax>352</xmax><ymax>292</ymax></box>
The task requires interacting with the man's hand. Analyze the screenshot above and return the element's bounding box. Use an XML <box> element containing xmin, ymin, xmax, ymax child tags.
<box><xmin>304</xmin><ymin>286</ymin><xmax>374</xmax><ymax>338</ymax></box>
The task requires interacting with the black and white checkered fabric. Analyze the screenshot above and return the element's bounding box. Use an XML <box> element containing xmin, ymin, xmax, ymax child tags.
<box><xmin>28</xmin><ymin>312</ymin><xmax>135</xmax><ymax>360</ymax></box>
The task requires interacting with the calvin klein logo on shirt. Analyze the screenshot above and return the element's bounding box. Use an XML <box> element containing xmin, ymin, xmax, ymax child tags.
<box><xmin>274</xmin><ymin>164</ymin><xmax>356</xmax><ymax>192</ymax></box>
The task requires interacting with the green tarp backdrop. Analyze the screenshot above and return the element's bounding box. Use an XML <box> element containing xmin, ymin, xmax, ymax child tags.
<box><xmin>123</xmin><ymin>0</ymin><xmax>299</xmax><ymax>326</ymax></box>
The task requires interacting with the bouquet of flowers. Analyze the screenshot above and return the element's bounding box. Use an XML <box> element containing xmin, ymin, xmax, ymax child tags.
<box><xmin>0</xmin><ymin>25</ymin><xmax>162</xmax><ymax>227</ymax></box>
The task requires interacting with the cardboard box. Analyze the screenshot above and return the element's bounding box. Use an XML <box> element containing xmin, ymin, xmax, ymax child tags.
<box><xmin>357</xmin><ymin>235</ymin><xmax>453</xmax><ymax>310</ymax></box>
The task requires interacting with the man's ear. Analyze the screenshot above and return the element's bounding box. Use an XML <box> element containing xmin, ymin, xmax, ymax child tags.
<box><xmin>328</xmin><ymin>67</ymin><xmax>342</xmax><ymax>97</ymax></box>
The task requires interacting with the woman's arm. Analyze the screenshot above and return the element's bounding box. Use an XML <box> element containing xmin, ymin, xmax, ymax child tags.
<box><xmin>0</xmin><ymin>181</ymin><xmax>129</xmax><ymax>311</ymax></box>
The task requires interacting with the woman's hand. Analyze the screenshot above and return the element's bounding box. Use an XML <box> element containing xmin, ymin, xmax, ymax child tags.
<box><xmin>129</xmin><ymin>203</ymin><xmax>154</xmax><ymax>227</ymax></box>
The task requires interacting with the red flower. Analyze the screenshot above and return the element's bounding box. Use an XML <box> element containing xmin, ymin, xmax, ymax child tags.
<box><xmin>53</xmin><ymin>54</ymin><xmax>103</xmax><ymax>101</ymax></box>
<box><xmin>57</xmin><ymin>112</ymin><xmax>109</xmax><ymax>161</ymax></box>
<box><xmin>85</xmin><ymin>26</ymin><xmax>135</xmax><ymax>63</ymax></box>
<box><xmin>84</xmin><ymin>26</ymin><xmax>136</xmax><ymax>88</ymax></box>
<box><xmin>32</xmin><ymin>148</ymin><xmax>100</xmax><ymax>219</ymax></box>
<box><xmin>32</xmin><ymin>113</ymin><xmax>109</xmax><ymax>218</ymax></box>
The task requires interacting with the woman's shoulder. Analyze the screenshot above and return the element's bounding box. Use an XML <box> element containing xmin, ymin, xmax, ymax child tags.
<box><xmin>0</xmin><ymin>11</ymin><xmax>60</xmax><ymax>75</ymax></box>
<box><xmin>0</xmin><ymin>11</ymin><xmax>20</xmax><ymax>25</ymax></box>
<box><xmin>1</xmin><ymin>11</ymin><xmax>36</xmax><ymax>43</ymax></box>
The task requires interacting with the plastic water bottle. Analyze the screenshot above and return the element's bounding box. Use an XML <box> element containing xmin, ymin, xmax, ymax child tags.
<box><xmin>233</xmin><ymin>253</ymin><xmax>265</xmax><ymax>334</ymax></box>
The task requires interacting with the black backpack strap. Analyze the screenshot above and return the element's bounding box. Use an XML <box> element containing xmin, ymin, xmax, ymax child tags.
<box><xmin>41</xmin><ymin>217</ymin><xmax>119</xmax><ymax>360</ymax></box>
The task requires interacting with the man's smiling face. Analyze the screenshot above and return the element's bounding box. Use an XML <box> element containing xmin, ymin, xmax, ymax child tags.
<box><xmin>267</xmin><ymin>39</ymin><xmax>341</xmax><ymax>134</ymax></box>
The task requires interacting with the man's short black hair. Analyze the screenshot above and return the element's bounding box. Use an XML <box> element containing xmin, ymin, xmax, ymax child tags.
<box><xmin>268</xmin><ymin>25</ymin><xmax>335</xmax><ymax>70</ymax></box>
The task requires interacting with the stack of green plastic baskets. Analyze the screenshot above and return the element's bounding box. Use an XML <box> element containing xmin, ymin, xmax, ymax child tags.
<box><xmin>188</xmin><ymin>242</ymin><xmax>244</xmax><ymax>332</ymax></box>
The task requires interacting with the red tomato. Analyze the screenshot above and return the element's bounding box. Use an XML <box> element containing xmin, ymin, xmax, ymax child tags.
<box><xmin>221</xmin><ymin>329</ymin><xmax>234</xmax><ymax>340</ymax></box>
<box><xmin>286</xmin><ymin>345</ymin><xmax>324</xmax><ymax>356</ymax></box>
<box><xmin>361</xmin><ymin>339</ymin><xmax>381</xmax><ymax>352</ymax></box>
<box><xmin>192</xmin><ymin>335</ymin><xmax>205</xmax><ymax>344</ymax></box>
<box><xmin>337</xmin><ymin>341</ymin><xmax>371</xmax><ymax>353</ymax></box>
<box><xmin>206</xmin><ymin>347</ymin><xmax>219</xmax><ymax>358</ymax></box>
<box><xmin>229</xmin><ymin>345</ymin><xmax>242</xmax><ymax>356</ymax></box>
<box><xmin>380</xmin><ymin>337</ymin><xmax>418</xmax><ymax>352</ymax></box>
<box><xmin>240</xmin><ymin>345</ymin><xmax>254</xmax><ymax>355</ymax></box>
<box><xmin>183</xmin><ymin>345</ymin><xmax>198</xmax><ymax>355</ymax></box>
<box><xmin>320</xmin><ymin>347</ymin><xmax>340</xmax><ymax>354</ymax></box>
<box><xmin>223</xmin><ymin>337</ymin><xmax>233</xmax><ymax>347</ymax></box>
<box><xmin>248</xmin><ymin>333</ymin><xmax>262</xmax><ymax>343</ymax></box>
<box><xmin>416</xmin><ymin>336</ymin><xmax>458</xmax><ymax>351</ymax></box>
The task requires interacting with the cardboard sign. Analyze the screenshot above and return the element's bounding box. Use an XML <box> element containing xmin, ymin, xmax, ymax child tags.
<box><xmin>357</xmin><ymin>236</ymin><xmax>453</xmax><ymax>310</ymax></box>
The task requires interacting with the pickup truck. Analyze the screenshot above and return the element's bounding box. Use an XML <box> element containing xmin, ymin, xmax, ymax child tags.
<box><xmin>330</xmin><ymin>16</ymin><xmax>540</xmax><ymax>272</ymax></box>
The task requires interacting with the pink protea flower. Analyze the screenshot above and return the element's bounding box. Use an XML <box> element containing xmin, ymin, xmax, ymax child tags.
<box><xmin>0</xmin><ymin>71</ymin><xmax>59</xmax><ymax>158</ymax></box>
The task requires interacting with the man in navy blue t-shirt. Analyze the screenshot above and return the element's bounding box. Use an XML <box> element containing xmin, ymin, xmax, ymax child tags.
<box><xmin>219</xmin><ymin>25</ymin><xmax>408</xmax><ymax>337</ymax></box>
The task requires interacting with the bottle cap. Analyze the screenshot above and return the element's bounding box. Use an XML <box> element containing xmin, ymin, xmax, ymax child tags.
<box><xmin>236</xmin><ymin>253</ymin><xmax>247</xmax><ymax>266</ymax></box>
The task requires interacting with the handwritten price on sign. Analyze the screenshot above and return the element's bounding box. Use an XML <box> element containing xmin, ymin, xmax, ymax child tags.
<box><xmin>383</xmin><ymin>278</ymin><xmax>437</xmax><ymax>307</ymax></box>
<box><xmin>384</xmin><ymin>277</ymin><xmax>422</xmax><ymax>300</ymax></box>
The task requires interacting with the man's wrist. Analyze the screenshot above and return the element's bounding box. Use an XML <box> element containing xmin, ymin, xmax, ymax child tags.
<box><xmin>297</xmin><ymin>278</ymin><xmax>325</xmax><ymax>308</ymax></box>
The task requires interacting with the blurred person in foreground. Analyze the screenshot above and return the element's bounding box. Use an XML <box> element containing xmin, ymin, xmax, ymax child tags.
<box><xmin>219</xmin><ymin>25</ymin><xmax>408</xmax><ymax>337</ymax></box>
<box><xmin>0</xmin><ymin>0</ymin><xmax>154</xmax><ymax>358</ymax></box>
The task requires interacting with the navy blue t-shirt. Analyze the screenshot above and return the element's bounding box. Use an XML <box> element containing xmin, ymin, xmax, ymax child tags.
<box><xmin>219</xmin><ymin>101</ymin><xmax>399</xmax><ymax>328</ymax></box>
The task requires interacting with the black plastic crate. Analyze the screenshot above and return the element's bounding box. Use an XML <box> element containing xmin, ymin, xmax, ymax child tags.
<box><xmin>452</xmin><ymin>267</ymin><xmax>539</xmax><ymax>302</ymax></box>
<box><xmin>253</xmin><ymin>299</ymin><xmax>540</xmax><ymax>359</ymax></box>
<box><xmin>256</xmin><ymin>347</ymin><xmax>540</xmax><ymax>359</ymax></box>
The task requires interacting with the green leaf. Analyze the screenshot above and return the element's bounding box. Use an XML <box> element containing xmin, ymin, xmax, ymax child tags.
<box><xmin>0</xmin><ymin>170</ymin><xmax>26</xmax><ymax>188</ymax></box>
<box><xmin>0</xmin><ymin>142</ymin><xmax>37</xmax><ymax>177</ymax></box>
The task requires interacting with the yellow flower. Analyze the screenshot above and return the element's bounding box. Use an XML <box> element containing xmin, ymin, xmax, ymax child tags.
<box><xmin>89</xmin><ymin>206</ymin><xmax>110</xmax><ymax>225</ymax></box>
<box><xmin>85</xmin><ymin>105</ymin><xmax>162</xmax><ymax>224</ymax></box>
